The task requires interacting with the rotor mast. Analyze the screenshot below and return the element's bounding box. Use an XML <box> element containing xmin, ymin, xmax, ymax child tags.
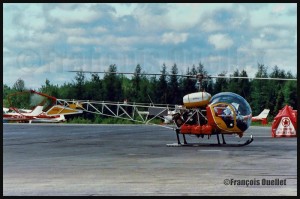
<box><xmin>196</xmin><ymin>73</ymin><xmax>205</xmax><ymax>92</ymax></box>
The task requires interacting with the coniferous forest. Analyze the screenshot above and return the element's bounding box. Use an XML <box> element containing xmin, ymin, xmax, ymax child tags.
<box><xmin>3</xmin><ymin>63</ymin><xmax>297</xmax><ymax>122</ymax></box>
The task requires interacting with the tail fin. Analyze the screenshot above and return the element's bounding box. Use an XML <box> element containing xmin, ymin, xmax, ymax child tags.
<box><xmin>256</xmin><ymin>109</ymin><xmax>270</xmax><ymax>119</ymax></box>
<box><xmin>3</xmin><ymin>107</ymin><xmax>9</xmax><ymax>113</ymax></box>
<box><xmin>27</xmin><ymin>106</ymin><xmax>44</xmax><ymax>116</ymax></box>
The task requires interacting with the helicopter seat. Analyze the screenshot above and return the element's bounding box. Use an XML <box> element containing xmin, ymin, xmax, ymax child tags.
<box><xmin>214</xmin><ymin>106</ymin><xmax>225</xmax><ymax>116</ymax></box>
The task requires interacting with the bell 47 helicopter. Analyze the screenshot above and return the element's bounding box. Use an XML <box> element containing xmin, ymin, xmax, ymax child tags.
<box><xmin>65</xmin><ymin>70</ymin><xmax>296</xmax><ymax>147</ymax></box>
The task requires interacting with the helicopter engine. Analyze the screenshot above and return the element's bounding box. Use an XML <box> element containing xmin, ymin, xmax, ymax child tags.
<box><xmin>172</xmin><ymin>91</ymin><xmax>212</xmax><ymax>136</ymax></box>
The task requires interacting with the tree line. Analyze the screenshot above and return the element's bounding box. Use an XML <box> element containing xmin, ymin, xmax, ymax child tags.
<box><xmin>3</xmin><ymin>63</ymin><xmax>297</xmax><ymax>121</ymax></box>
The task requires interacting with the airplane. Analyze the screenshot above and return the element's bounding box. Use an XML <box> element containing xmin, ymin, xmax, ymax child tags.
<box><xmin>3</xmin><ymin>105</ymin><xmax>67</xmax><ymax>123</ymax></box>
<box><xmin>3</xmin><ymin>90</ymin><xmax>83</xmax><ymax>123</ymax></box>
<box><xmin>64</xmin><ymin>70</ymin><xmax>295</xmax><ymax>147</ymax></box>
<box><xmin>3</xmin><ymin>105</ymin><xmax>45</xmax><ymax>123</ymax></box>
<box><xmin>251</xmin><ymin>109</ymin><xmax>270</xmax><ymax>125</ymax></box>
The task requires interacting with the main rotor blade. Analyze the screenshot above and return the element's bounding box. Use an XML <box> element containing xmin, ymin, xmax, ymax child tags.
<box><xmin>68</xmin><ymin>70</ymin><xmax>297</xmax><ymax>81</ymax></box>
<box><xmin>68</xmin><ymin>70</ymin><xmax>190</xmax><ymax>77</ymax></box>
<box><xmin>208</xmin><ymin>76</ymin><xmax>297</xmax><ymax>81</ymax></box>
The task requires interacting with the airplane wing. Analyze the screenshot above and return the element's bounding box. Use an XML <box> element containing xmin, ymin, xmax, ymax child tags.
<box><xmin>46</xmin><ymin>105</ymin><xmax>83</xmax><ymax>116</ymax></box>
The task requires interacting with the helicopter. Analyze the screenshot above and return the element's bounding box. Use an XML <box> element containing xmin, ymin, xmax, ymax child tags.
<box><xmin>66</xmin><ymin>70</ymin><xmax>296</xmax><ymax>147</ymax></box>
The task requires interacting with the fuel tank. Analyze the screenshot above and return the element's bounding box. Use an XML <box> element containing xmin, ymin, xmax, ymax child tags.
<box><xmin>183</xmin><ymin>92</ymin><xmax>211</xmax><ymax>108</ymax></box>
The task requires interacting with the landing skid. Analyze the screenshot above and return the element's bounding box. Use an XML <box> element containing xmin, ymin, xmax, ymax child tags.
<box><xmin>167</xmin><ymin>135</ymin><xmax>253</xmax><ymax>147</ymax></box>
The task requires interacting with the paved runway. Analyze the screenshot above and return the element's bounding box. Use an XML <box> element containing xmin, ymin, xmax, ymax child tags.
<box><xmin>3</xmin><ymin>124</ymin><xmax>297</xmax><ymax>196</ymax></box>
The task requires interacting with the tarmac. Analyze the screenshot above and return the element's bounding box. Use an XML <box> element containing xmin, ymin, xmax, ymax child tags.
<box><xmin>3</xmin><ymin>123</ymin><xmax>297</xmax><ymax>196</ymax></box>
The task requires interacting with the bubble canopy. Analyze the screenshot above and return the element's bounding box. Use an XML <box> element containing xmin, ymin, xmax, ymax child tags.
<box><xmin>209</xmin><ymin>92</ymin><xmax>252</xmax><ymax>115</ymax></box>
<box><xmin>209</xmin><ymin>92</ymin><xmax>252</xmax><ymax>132</ymax></box>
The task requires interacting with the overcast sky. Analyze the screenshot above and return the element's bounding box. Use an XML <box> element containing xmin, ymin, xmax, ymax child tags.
<box><xmin>3</xmin><ymin>3</ymin><xmax>297</xmax><ymax>89</ymax></box>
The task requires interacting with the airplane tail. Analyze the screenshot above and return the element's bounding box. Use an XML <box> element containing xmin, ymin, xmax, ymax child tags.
<box><xmin>3</xmin><ymin>107</ymin><xmax>9</xmax><ymax>113</ymax></box>
<box><xmin>27</xmin><ymin>106</ymin><xmax>44</xmax><ymax>116</ymax></box>
<box><xmin>256</xmin><ymin>109</ymin><xmax>270</xmax><ymax>119</ymax></box>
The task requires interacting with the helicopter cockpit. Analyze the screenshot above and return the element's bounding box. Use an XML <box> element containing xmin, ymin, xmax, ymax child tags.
<box><xmin>209</xmin><ymin>92</ymin><xmax>252</xmax><ymax>132</ymax></box>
